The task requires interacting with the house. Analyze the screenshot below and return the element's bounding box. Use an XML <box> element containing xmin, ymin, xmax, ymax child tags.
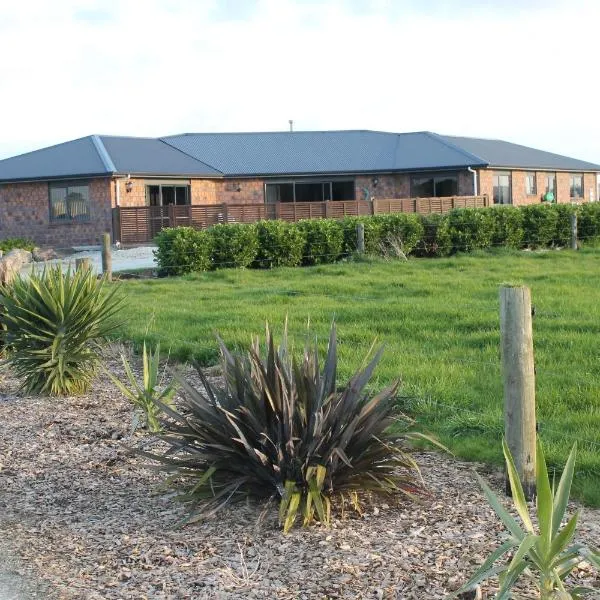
<box><xmin>0</xmin><ymin>130</ymin><xmax>598</xmax><ymax>247</ymax></box>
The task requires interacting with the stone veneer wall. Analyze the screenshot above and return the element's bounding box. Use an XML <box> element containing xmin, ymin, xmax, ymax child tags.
<box><xmin>0</xmin><ymin>178</ymin><xmax>113</xmax><ymax>247</ymax></box>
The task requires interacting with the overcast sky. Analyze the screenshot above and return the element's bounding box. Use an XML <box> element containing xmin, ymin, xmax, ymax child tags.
<box><xmin>1</xmin><ymin>0</ymin><xmax>599</xmax><ymax>162</ymax></box>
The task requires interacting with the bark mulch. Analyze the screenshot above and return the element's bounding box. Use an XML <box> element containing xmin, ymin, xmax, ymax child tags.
<box><xmin>0</xmin><ymin>358</ymin><xmax>598</xmax><ymax>599</ymax></box>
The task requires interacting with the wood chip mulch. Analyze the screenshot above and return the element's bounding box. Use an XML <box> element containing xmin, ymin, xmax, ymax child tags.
<box><xmin>0</xmin><ymin>356</ymin><xmax>598</xmax><ymax>599</ymax></box>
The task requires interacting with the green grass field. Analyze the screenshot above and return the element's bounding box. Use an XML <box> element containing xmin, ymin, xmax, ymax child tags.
<box><xmin>114</xmin><ymin>248</ymin><xmax>600</xmax><ymax>505</ymax></box>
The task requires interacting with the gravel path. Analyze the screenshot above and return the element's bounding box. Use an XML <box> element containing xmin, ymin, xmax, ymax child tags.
<box><xmin>0</xmin><ymin>357</ymin><xmax>598</xmax><ymax>599</ymax></box>
<box><xmin>19</xmin><ymin>246</ymin><xmax>157</xmax><ymax>276</ymax></box>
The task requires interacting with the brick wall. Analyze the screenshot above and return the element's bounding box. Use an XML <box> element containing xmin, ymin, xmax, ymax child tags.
<box><xmin>0</xmin><ymin>178</ymin><xmax>113</xmax><ymax>247</ymax></box>
<box><xmin>215</xmin><ymin>179</ymin><xmax>264</xmax><ymax>205</ymax></box>
<box><xmin>476</xmin><ymin>168</ymin><xmax>599</xmax><ymax>206</ymax></box>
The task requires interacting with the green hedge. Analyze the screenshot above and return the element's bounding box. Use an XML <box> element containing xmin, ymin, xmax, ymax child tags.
<box><xmin>154</xmin><ymin>203</ymin><xmax>600</xmax><ymax>275</ymax></box>
<box><xmin>0</xmin><ymin>237</ymin><xmax>35</xmax><ymax>252</ymax></box>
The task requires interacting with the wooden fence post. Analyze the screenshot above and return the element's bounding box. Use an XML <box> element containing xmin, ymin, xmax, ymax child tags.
<box><xmin>356</xmin><ymin>223</ymin><xmax>365</xmax><ymax>254</ymax></box>
<box><xmin>75</xmin><ymin>258</ymin><xmax>91</xmax><ymax>272</ymax></box>
<box><xmin>571</xmin><ymin>212</ymin><xmax>578</xmax><ymax>250</ymax></box>
<box><xmin>102</xmin><ymin>232</ymin><xmax>112</xmax><ymax>282</ymax></box>
<box><xmin>500</xmin><ymin>285</ymin><xmax>537</xmax><ymax>500</ymax></box>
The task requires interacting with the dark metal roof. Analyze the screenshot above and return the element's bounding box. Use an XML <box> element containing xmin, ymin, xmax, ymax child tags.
<box><xmin>0</xmin><ymin>136</ymin><xmax>110</xmax><ymax>182</ymax></box>
<box><xmin>1</xmin><ymin>130</ymin><xmax>598</xmax><ymax>183</ymax></box>
<box><xmin>160</xmin><ymin>130</ymin><xmax>487</xmax><ymax>176</ymax></box>
<box><xmin>99</xmin><ymin>136</ymin><xmax>222</xmax><ymax>176</ymax></box>
<box><xmin>440</xmin><ymin>135</ymin><xmax>600</xmax><ymax>171</ymax></box>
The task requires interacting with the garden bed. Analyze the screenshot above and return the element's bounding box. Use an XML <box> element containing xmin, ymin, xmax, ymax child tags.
<box><xmin>0</xmin><ymin>356</ymin><xmax>598</xmax><ymax>599</ymax></box>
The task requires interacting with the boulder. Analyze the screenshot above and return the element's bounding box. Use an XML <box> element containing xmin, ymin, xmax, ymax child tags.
<box><xmin>0</xmin><ymin>249</ymin><xmax>33</xmax><ymax>285</ymax></box>
<box><xmin>32</xmin><ymin>247</ymin><xmax>59</xmax><ymax>262</ymax></box>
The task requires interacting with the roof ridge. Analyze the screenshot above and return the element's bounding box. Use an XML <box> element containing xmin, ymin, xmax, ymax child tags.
<box><xmin>157</xmin><ymin>138</ymin><xmax>224</xmax><ymax>175</ymax></box>
<box><xmin>91</xmin><ymin>135</ymin><xmax>116</xmax><ymax>173</ymax></box>
<box><xmin>425</xmin><ymin>132</ymin><xmax>489</xmax><ymax>166</ymax></box>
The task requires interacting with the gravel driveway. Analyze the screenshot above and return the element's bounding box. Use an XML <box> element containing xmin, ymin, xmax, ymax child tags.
<box><xmin>19</xmin><ymin>246</ymin><xmax>157</xmax><ymax>276</ymax></box>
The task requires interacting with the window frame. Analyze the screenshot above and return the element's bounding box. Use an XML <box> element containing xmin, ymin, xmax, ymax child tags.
<box><xmin>410</xmin><ymin>172</ymin><xmax>459</xmax><ymax>198</ymax></box>
<box><xmin>48</xmin><ymin>180</ymin><xmax>91</xmax><ymax>224</ymax></box>
<box><xmin>492</xmin><ymin>171</ymin><xmax>512</xmax><ymax>205</ymax></box>
<box><xmin>525</xmin><ymin>173</ymin><xmax>537</xmax><ymax>196</ymax></box>
<box><xmin>569</xmin><ymin>174</ymin><xmax>583</xmax><ymax>200</ymax></box>
<box><xmin>145</xmin><ymin>181</ymin><xmax>191</xmax><ymax>207</ymax></box>
<box><xmin>264</xmin><ymin>178</ymin><xmax>355</xmax><ymax>203</ymax></box>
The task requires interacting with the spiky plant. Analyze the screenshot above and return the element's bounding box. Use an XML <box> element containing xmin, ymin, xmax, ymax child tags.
<box><xmin>0</xmin><ymin>265</ymin><xmax>123</xmax><ymax>395</ymax></box>
<box><xmin>108</xmin><ymin>342</ymin><xmax>177</xmax><ymax>432</ymax></box>
<box><xmin>140</xmin><ymin>323</ymin><xmax>433</xmax><ymax>532</ymax></box>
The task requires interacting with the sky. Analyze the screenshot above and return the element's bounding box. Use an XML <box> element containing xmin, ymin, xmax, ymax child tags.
<box><xmin>1</xmin><ymin>0</ymin><xmax>599</xmax><ymax>162</ymax></box>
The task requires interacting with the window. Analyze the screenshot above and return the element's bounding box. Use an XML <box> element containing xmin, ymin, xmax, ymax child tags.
<box><xmin>49</xmin><ymin>181</ymin><xmax>90</xmax><ymax>222</ymax></box>
<box><xmin>570</xmin><ymin>175</ymin><xmax>583</xmax><ymax>199</ymax></box>
<box><xmin>525</xmin><ymin>173</ymin><xmax>537</xmax><ymax>196</ymax></box>
<box><xmin>264</xmin><ymin>180</ymin><xmax>355</xmax><ymax>203</ymax></box>
<box><xmin>410</xmin><ymin>173</ymin><xmax>458</xmax><ymax>197</ymax></box>
<box><xmin>492</xmin><ymin>172</ymin><xmax>511</xmax><ymax>204</ymax></box>
<box><xmin>146</xmin><ymin>183</ymin><xmax>190</xmax><ymax>206</ymax></box>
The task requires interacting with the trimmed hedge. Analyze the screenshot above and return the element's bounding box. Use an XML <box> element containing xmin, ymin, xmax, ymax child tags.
<box><xmin>154</xmin><ymin>203</ymin><xmax>600</xmax><ymax>275</ymax></box>
<box><xmin>0</xmin><ymin>237</ymin><xmax>35</xmax><ymax>253</ymax></box>
<box><xmin>208</xmin><ymin>223</ymin><xmax>258</xmax><ymax>268</ymax></box>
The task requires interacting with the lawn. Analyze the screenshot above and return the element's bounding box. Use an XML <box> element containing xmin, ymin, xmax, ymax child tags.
<box><xmin>114</xmin><ymin>248</ymin><xmax>600</xmax><ymax>505</ymax></box>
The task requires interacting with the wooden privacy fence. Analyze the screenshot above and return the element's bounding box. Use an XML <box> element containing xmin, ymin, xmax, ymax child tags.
<box><xmin>113</xmin><ymin>196</ymin><xmax>489</xmax><ymax>244</ymax></box>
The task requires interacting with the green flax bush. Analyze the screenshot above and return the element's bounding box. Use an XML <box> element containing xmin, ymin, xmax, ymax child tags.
<box><xmin>0</xmin><ymin>266</ymin><xmax>123</xmax><ymax>395</ymax></box>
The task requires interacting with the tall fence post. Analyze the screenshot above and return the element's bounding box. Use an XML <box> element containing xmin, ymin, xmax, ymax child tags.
<box><xmin>75</xmin><ymin>258</ymin><xmax>91</xmax><ymax>272</ymax></box>
<box><xmin>500</xmin><ymin>285</ymin><xmax>536</xmax><ymax>500</ymax></box>
<box><xmin>571</xmin><ymin>212</ymin><xmax>578</xmax><ymax>250</ymax></box>
<box><xmin>356</xmin><ymin>223</ymin><xmax>365</xmax><ymax>254</ymax></box>
<box><xmin>102</xmin><ymin>232</ymin><xmax>112</xmax><ymax>282</ymax></box>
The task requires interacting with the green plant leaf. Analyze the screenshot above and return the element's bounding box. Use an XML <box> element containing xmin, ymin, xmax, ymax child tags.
<box><xmin>552</xmin><ymin>443</ymin><xmax>577</xmax><ymax>538</ymax></box>
<box><xmin>536</xmin><ymin>438</ymin><xmax>554</xmax><ymax>558</ymax></box>
<box><xmin>502</xmin><ymin>437</ymin><xmax>534</xmax><ymax>533</ymax></box>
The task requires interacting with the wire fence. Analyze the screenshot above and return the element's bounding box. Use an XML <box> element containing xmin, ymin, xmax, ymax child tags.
<box><xmin>106</xmin><ymin>234</ymin><xmax>600</xmax><ymax>457</ymax></box>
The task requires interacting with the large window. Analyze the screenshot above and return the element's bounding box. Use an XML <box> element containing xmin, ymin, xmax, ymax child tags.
<box><xmin>525</xmin><ymin>173</ymin><xmax>537</xmax><ymax>196</ymax></box>
<box><xmin>411</xmin><ymin>173</ymin><xmax>458</xmax><ymax>197</ymax></box>
<box><xmin>49</xmin><ymin>181</ymin><xmax>90</xmax><ymax>222</ymax></box>
<box><xmin>146</xmin><ymin>183</ymin><xmax>190</xmax><ymax>206</ymax></box>
<box><xmin>493</xmin><ymin>172</ymin><xmax>512</xmax><ymax>204</ymax></box>
<box><xmin>264</xmin><ymin>180</ymin><xmax>355</xmax><ymax>203</ymax></box>
<box><xmin>570</xmin><ymin>174</ymin><xmax>583</xmax><ymax>199</ymax></box>
<box><xmin>545</xmin><ymin>174</ymin><xmax>556</xmax><ymax>201</ymax></box>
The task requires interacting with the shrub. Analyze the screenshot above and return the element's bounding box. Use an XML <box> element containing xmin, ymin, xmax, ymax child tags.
<box><xmin>254</xmin><ymin>220</ymin><xmax>306</xmax><ymax>268</ymax></box>
<box><xmin>578</xmin><ymin>202</ymin><xmax>600</xmax><ymax>242</ymax></box>
<box><xmin>340</xmin><ymin>217</ymin><xmax>384</xmax><ymax>255</ymax></box>
<box><xmin>107</xmin><ymin>342</ymin><xmax>177</xmax><ymax>432</ymax></box>
<box><xmin>445</xmin><ymin>208</ymin><xmax>495</xmax><ymax>253</ymax></box>
<box><xmin>140</xmin><ymin>323</ymin><xmax>431</xmax><ymax>532</ymax></box>
<box><xmin>521</xmin><ymin>204</ymin><xmax>559</xmax><ymax>248</ymax></box>
<box><xmin>0</xmin><ymin>266</ymin><xmax>123</xmax><ymax>395</ymax></box>
<box><xmin>297</xmin><ymin>219</ymin><xmax>344</xmax><ymax>265</ymax></box>
<box><xmin>0</xmin><ymin>237</ymin><xmax>35</xmax><ymax>253</ymax></box>
<box><xmin>552</xmin><ymin>203</ymin><xmax>577</xmax><ymax>247</ymax></box>
<box><xmin>490</xmin><ymin>206</ymin><xmax>525</xmax><ymax>249</ymax></box>
<box><xmin>451</xmin><ymin>438</ymin><xmax>600</xmax><ymax>599</ymax></box>
<box><xmin>414</xmin><ymin>213</ymin><xmax>452</xmax><ymax>257</ymax></box>
<box><xmin>207</xmin><ymin>223</ymin><xmax>258</xmax><ymax>269</ymax></box>
<box><xmin>376</xmin><ymin>213</ymin><xmax>424</xmax><ymax>256</ymax></box>
<box><xmin>154</xmin><ymin>227</ymin><xmax>212</xmax><ymax>276</ymax></box>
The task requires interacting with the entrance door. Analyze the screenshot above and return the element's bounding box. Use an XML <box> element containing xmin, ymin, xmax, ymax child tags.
<box><xmin>493</xmin><ymin>172</ymin><xmax>511</xmax><ymax>204</ymax></box>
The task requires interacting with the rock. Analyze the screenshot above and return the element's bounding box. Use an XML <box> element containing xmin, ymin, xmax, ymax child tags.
<box><xmin>0</xmin><ymin>249</ymin><xmax>32</xmax><ymax>284</ymax></box>
<box><xmin>32</xmin><ymin>248</ymin><xmax>59</xmax><ymax>262</ymax></box>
